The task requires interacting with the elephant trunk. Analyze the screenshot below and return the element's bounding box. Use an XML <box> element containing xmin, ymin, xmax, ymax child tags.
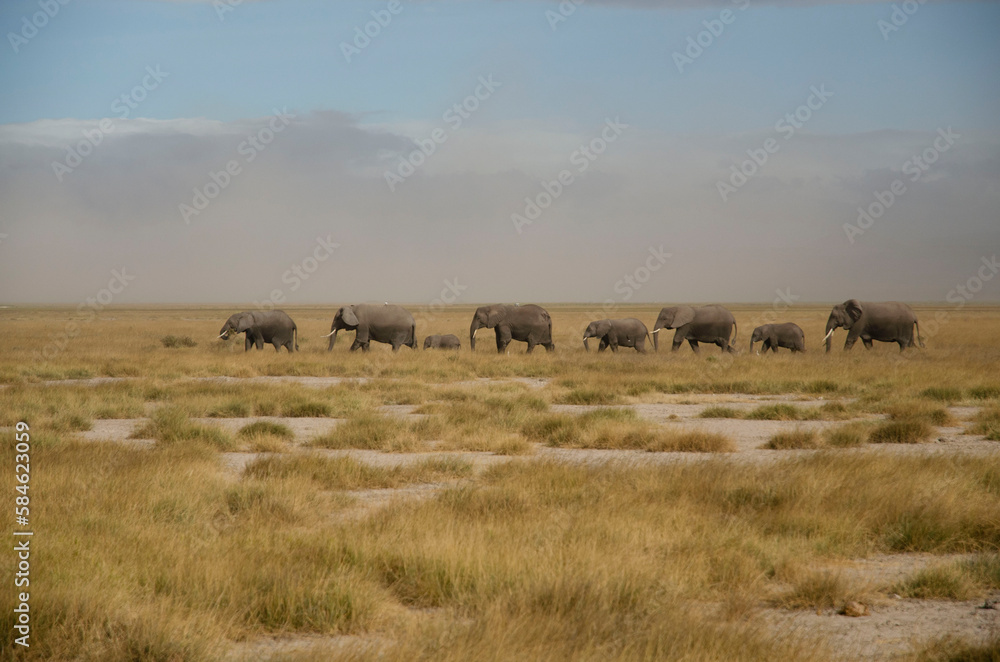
<box><xmin>470</xmin><ymin>319</ymin><xmax>483</xmax><ymax>352</ymax></box>
<box><xmin>823</xmin><ymin>318</ymin><xmax>837</xmax><ymax>353</ymax></box>
<box><xmin>327</xmin><ymin>327</ymin><xmax>339</xmax><ymax>351</ymax></box>
<box><xmin>651</xmin><ymin>326</ymin><xmax>661</xmax><ymax>352</ymax></box>
<box><xmin>749</xmin><ymin>339</ymin><xmax>755</xmax><ymax>354</ymax></box>
<box><xmin>583</xmin><ymin>335</ymin><xmax>591</xmax><ymax>352</ymax></box>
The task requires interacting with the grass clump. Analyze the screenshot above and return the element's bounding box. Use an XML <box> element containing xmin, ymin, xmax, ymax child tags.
<box><xmin>131</xmin><ymin>407</ymin><xmax>235</xmax><ymax>449</ymax></box>
<box><xmin>775</xmin><ymin>571</ymin><xmax>860</xmax><ymax>610</ymax></box>
<box><xmin>309</xmin><ymin>413</ymin><xmax>420</xmax><ymax>452</ymax></box>
<box><xmin>281</xmin><ymin>400</ymin><xmax>332</xmax><ymax>417</ymax></box>
<box><xmin>914</xmin><ymin>636</ymin><xmax>1000</xmax><ymax>662</ymax></box>
<box><xmin>970</xmin><ymin>406</ymin><xmax>1000</xmax><ymax>441</ymax></box>
<box><xmin>885</xmin><ymin>401</ymin><xmax>955</xmax><ymax>426</ymax></box>
<box><xmin>745</xmin><ymin>404</ymin><xmax>813</xmax><ymax>421</ymax></box>
<box><xmin>646</xmin><ymin>430</ymin><xmax>735</xmax><ymax>453</ymax></box>
<box><xmin>160</xmin><ymin>335</ymin><xmax>197</xmax><ymax>348</ymax></box>
<box><xmin>555</xmin><ymin>388</ymin><xmax>622</xmax><ymax>406</ymax></box>
<box><xmin>870</xmin><ymin>419</ymin><xmax>933</xmax><ymax>444</ymax></box>
<box><xmin>238</xmin><ymin>420</ymin><xmax>295</xmax><ymax>452</ymax></box>
<box><xmin>823</xmin><ymin>421</ymin><xmax>872</xmax><ymax>448</ymax></box>
<box><xmin>969</xmin><ymin>385</ymin><xmax>1000</xmax><ymax>401</ymax></box>
<box><xmin>921</xmin><ymin>387</ymin><xmax>964</xmax><ymax>403</ymax></box>
<box><xmin>699</xmin><ymin>406</ymin><xmax>741</xmax><ymax>419</ymax></box>
<box><xmin>523</xmin><ymin>408</ymin><xmax>734</xmax><ymax>453</ymax></box>
<box><xmin>762</xmin><ymin>428</ymin><xmax>821</xmax><ymax>450</ymax></box>
<box><xmin>893</xmin><ymin>565</ymin><xmax>977</xmax><ymax>600</ymax></box>
<box><xmin>244</xmin><ymin>453</ymin><xmax>472</xmax><ymax>490</ymax></box>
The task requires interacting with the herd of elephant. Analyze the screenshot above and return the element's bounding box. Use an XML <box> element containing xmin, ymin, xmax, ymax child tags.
<box><xmin>218</xmin><ymin>300</ymin><xmax>926</xmax><ymax>355</ymax></box>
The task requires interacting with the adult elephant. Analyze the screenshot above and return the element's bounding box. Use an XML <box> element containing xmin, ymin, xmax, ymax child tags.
<box><xmin>423</xmin><ymin>334</ymin><xmax>461</xmax><ymax>350</ymax></box>
<box><xmin>582</xmin><ymin>318</ymin><xmax>651</xmax><ymax>353</ymax></box>
<box><xmin>469</xmin><ymin>304</ymin><xmax>554</xmax><ymax>353</ymax></box>
<box><xmin>652</xmin><ymin>305</ymin><xmax>737</xmax><ymax>353</ymax></box>
<box><xmin>823</xmin><ymin>300</ymin><xmax>924</xmax><ymax>352</ymax></box>
<box><xmin>750</xmin><ymin>323</ymin><xmax>805</xmax><ymax>354</ymax></box>
<box><xmin>218</xmin><ymin>310</ymin><xmax>298</xmax><ymax>352</ymax></box>
<box><xmin>323</xmin><ymin>304</ymin><xmax>416</xmax><ymax>352</ymax></box>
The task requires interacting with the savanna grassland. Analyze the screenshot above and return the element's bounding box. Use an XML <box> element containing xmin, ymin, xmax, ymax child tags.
<box><xmin>1</xmin><ymin>304</ymin><xmax>999</xmax><ymax>662</ymax></box>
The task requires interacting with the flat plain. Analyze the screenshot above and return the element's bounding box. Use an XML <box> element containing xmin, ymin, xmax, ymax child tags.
<box><xmin>2</xmin><ymin>303</ymin><xmax>999</xmax><ymax>661</ymax></box>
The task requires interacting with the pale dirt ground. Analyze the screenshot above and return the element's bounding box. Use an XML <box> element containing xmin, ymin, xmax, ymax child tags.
<box><xmin>61</xmin><ymin>381</ymin><xmax>1000</xmax><ymax>661</ymax></box>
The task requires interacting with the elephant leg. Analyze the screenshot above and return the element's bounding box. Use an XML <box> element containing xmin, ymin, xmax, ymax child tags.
<box><xmin>598</xmin><ymin>337</ymin><xmax>608</xmax><ymax>352</ymax></box>
<box><xmin>349</xmin><ymin>340</ymin><xmax>363</xmax><ymax>352</ymax></box>
<box><xmin>255</xmin><ymin>336</ymin><xmax>264</xmax><ymax>350</ymax></box>
<box><xmin>244</xmin><ymin>335</ymin><xmax>252</xmax><ymax>352</ymax></box>
<box><xmin>671</xmin><ymin>330</ymin><xmax>685</xmax><ymax>352</ymax></box>
<box><xmin>609</xmin><ymin>341</ymin><xmax>618</xmax><ymax>353</ymax></box>
<box><xmin>687</xmin><ymin>339</ymin><xmax>700</xmax><ymax>353</ymax></box>
<box><xmin>498</xmin><ymin>327</ymin><xmax>513</xmax><ymax>353</ymax></box>
<box><xmin>897</xmin><ymin>339</ymin><xmax>908</xmax><ymax>352</ymax></box>
<box><xmin>361</xmin><ymin>342</ymin><xmax>371</xmax><ymax>352</ymax></box>
<box><xmin>543</xmin><ymin>341</ymin><xmax>555</xmax><ymax>353</ymax></box>
<box><xmin>844</xmin><ymin>333</ymin><xmax>859</xmax><ymax>351</ymax></box>
<box><xmin>862</xmin><ymin>338</ymin><xmax>874</xmax><ymax>350</ymax></box>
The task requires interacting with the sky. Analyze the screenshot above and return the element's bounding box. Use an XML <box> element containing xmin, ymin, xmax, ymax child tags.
<box><xmin>0</xmin><ymin>0</ymin><xmax>998</xmax><ymax>306</ymax></box>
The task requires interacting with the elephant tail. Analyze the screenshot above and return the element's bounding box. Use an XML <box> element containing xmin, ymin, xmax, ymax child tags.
<box><xmin>730</xmin><ymin>320</ymin><xmax>738</xmax><ymax>347</ymax></box>
<box><xmin>408</xmin><ymin>322</ymin><xmax>417</xmax><ymax>349</ymax></box>
<box><xmin>294</xmin><ymin>325</ymin><xmax>299</xmax><ymax>352</ymax></box>
<box><xmin>914</xmin><ymin>320</ymin><xmax>925</xmax><ymax>348</ymax></box>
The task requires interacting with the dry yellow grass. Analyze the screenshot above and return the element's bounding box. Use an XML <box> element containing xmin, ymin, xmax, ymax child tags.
<box><xmin>2</xmin><ymin>304</ymin><xmax>1000</xmax><ymax>660</ymax></box>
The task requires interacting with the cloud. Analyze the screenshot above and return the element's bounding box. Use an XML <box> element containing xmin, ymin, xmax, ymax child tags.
<box><xmin>0</xmin><ymin>111</ymin><xmax>997</xmax><ymax>306</ymax></box>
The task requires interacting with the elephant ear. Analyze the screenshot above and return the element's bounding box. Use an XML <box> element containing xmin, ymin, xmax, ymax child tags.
<box><xmin>235</xmin><ymin>313</ymin><xmax>254</xmax><ymax>332</ymax></box>
<box><xmin>341</xmin><ymin>306</ymin><xmax>359</xmax><ymax>327</ymax></box>
<box><xmin>671</xmin><ymin>306</ymin><xmax>696</xmax><ymax>328</ymax></box>
<box><xmin>595</xmin><ymin>320</ymin><xmax>612</xmax><ymax>336</ymax></box>
<box><xmin>844</xmin><ymin>299</ymin><xmax>864</xmax><ymax>323</ymax></box>
<box><xmin>486</xmin><ymin>307</ymin><xmax>503</xmax><ymax>327</ymax></box>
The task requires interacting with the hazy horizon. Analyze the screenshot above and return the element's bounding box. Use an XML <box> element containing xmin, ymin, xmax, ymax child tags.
<box><xmin>1</xmin><ymin>0</ymin><xmax>998</xmax><ymax>308</ymax></box>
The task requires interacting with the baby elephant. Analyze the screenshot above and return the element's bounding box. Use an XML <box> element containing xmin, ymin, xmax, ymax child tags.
<box><xmin>750</xmin><ymin>323</ymin><xmax>805</xmax><ymax>354</ymax></box>
<box><xmin>423</xmin><ymin>334</ymin><xmax>461</xmax><ymax>350</ymax></box>
<box><xmin>583</xmin><ymin>318</ymin><xmax>651</xmax><ymax>353</ymax></box>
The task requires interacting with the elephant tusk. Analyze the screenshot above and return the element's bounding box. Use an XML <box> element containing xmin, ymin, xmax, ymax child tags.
<box><xmin>320</xmin><ymin>330</ymin><xmax>336</xmax><ymax>338</ymax></box>
<box><xmin>650</xmin><ymin>329</ymin><xmax>660</xmax><ymax>334</ymax></box>
<box><xmin>218</xmin><ymin>333</ymin><xmax>228</xmax><ymax>339</ymax></box>
<box><xmin>822</xmin><ymin>329</ymin><xmax>835</xmax><ymax>343</ymax></box>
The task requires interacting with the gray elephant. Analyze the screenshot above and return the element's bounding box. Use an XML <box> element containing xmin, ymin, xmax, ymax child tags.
<box><xmin>823</xmin><ymin>300</ymin><xmax>924</xmax><ymax>352</ymax></box>
<box><xmin>323</xmin><ymin>304</ymin><xmax>416</xmax><ymax>352</ymax></box>
<box><xmin>423</xmin><ymin>334</ymin><xmax>461</xmax><ymax>350</ymax></box>
<box><xmin>469</xmin><ymin>304</ymin><xmax>554</xmax><ymax>353</ymax></box>
<box><xmin>582</xmin><ymin>318</ymin><xmax>651</xmax><ymax>353</ymax></box>
<box><xmin>218</xmin><ymin>310</ymin><xmax>298</xmax><ymax>352</ymax></box>
<box><xmin>652</xmin><ymin>305</ymin><xmax>737</xmax><ymax>353</ymax></box>
<box><xmin>750</xmin><ymin>323</ymin><xmax>805</xmax><ymax>354</ymax></box>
